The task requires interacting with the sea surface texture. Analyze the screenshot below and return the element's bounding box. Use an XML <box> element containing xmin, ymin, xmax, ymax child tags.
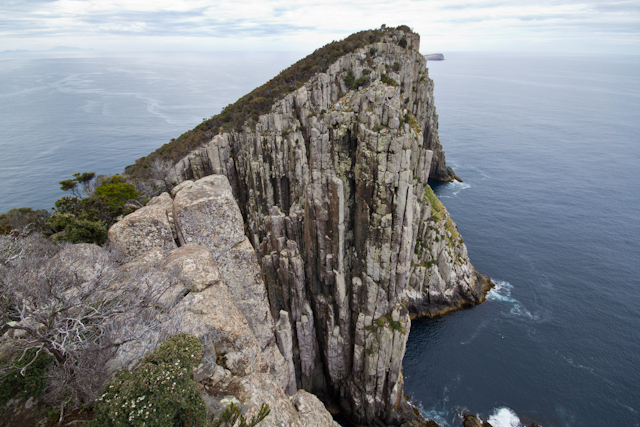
<box><xmin>404</xmin><ymin>53</ymin><xmax>640</xmax><ymax>427</ymax></box>
<box><xmin>0</xmin><ymin>51</ymin><xmax>302</xmax><ymax>211</ymax></box>
<box><xmin>1</xmin><ymin>51</ymin><xmax>639</xmax><ymax>427</ymax></box>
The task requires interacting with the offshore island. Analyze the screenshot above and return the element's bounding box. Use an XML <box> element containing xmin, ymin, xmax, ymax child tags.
<box><xmin>0</xmin><ymin>26</ymin><xmax>507</xmax><ymax>427</ymax></box>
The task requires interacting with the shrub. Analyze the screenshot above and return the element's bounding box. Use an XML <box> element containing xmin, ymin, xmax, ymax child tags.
<box><xmin>211</xmin><ymin>402</ymin><xmax>270</xmax><ymax>427</ymax></box>
<box><xmin>398</xmin><ymin>36</ymin><xmax>408</xmax><ymax>49</ymax></box>
<box><xmin>45</xmin><ymin>173</ymin><xmax>139</xmax><ymax>244</ymax></box>
<box><xmin>344</xmin><ymin>70</ymin><xmax>356</xmax><ymax>89</ymax></box>
<box><xmin>344</xmin><ymin>71</ymin><xmax>370</xmax><ymax>90</ymax></box>
<box><xmin>424</xmin><ymin>184</ymin><xmax>444</xmax><ymax>221</ymax></box>
<box><xmin>0</xmin><ymin>349</ymin><xmax>52</xmax><ymax>405</ymax></box>
<box><xmin>1</xmin><ymin>238</ymin><xmax>170</xmax><ymax>411</ymax></box>
<box><xmin>90</xmin><ymin>334</ymin><xmax>205</xmax><ymax>427</ymax></box>
<box><xmin>380</xmin><ymin>73</ymin><xmax>398</xmax><ymax>86</ymax></box>
<box><xmin>392</xmin><ymin>61</ymin><xmax>401</xmax><ymax>72</ymax></box>
<box><xmin>51</xmin><ymin>215</ymin><xmax>108</xmax><ymax>244</ymax></box>
<box><xmin>94</xmin><ymin>176</ymin><xmax>138</xmax><ymax>217</ymax></box>
<box><xmin>0</xmin><ymin>207</ymin><xmax>50</xmax><ymax>235</ymax></box>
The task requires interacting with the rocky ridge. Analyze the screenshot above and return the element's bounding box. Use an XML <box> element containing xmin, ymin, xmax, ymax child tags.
<box><xmin>105</xmin><ymin>175</ymin><xmax>339</xmax><ymax>426</ymax></box>
<box><xmin>124</xmin><ymin>28</ymin><xmax>492</xmax><ymax>425</ymax></box>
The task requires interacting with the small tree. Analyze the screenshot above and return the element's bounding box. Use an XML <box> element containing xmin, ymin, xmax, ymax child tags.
<box><xmin>59</xmin><ymin>172</ymin><xmax>96</xmax><ymax>198</ymax></box>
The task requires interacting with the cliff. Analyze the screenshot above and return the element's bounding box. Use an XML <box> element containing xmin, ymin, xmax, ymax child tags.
<box><xmin>130</xmin><ymin>27</ymin><xmax>490</xmax><ymax>425</ymax></box>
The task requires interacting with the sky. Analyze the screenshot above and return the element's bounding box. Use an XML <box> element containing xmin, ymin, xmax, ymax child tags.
<box><xmin>1</xmin><ymin>0</ymin><xmax>639</xmax><ymax>54</ymax></box>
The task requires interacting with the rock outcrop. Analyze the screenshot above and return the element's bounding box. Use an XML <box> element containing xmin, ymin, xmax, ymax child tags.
<box><xmin>106</xmin><ymin>176</ymin><xmax>337</xmax><ymax>425</ymax></box>
<box><xmin>154</xmin><ymin>28</ymin><xmax>491</xmax><ymax>425</ymax></box>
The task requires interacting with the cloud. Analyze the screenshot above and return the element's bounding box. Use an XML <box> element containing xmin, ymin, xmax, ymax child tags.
<box><xmin>0</xmin><ymin>0</ymin><xmax>639</xmax><ymax>53</ymax></box>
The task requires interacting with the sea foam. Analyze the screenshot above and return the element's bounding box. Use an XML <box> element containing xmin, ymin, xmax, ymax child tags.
<box><xmin>487</xmin><ymin>407</ymin><xmax>521</xmax><ymax>427</ymax></box>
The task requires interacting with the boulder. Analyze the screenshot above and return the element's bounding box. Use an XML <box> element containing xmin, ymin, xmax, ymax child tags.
<box><xmin>107</xmin><ymin>192</ymin><xmax>177</xmax><ymax>257</ymax></box>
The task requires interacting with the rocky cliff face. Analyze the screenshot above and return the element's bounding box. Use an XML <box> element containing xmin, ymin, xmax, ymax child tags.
<box><xmin>160</xmin><ymin>29</ymin><xmax>489</xmax><ymax>425</ymax></box>
<box><xmin>107</xmin><ymin>175</ymin><xmax>338</xmax><ymax>426</ymax></box>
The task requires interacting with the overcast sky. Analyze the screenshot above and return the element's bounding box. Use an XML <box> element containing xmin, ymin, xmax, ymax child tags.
<box><xmin>1</xmin><ymin>0</ymin><xmax>639</xmax><ymax>54</ymax></box>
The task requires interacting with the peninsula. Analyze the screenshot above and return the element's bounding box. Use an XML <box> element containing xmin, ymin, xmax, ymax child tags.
<box><xmin>1</xmin><ymin>26</ymin><xmax>493</xmax><ymax>427</ymax></box>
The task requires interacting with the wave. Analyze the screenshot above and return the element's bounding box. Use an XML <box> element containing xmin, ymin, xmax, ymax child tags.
<box><xmin>437</xmin><ymin>180</ymin><xmax>471</xmax><ymax>199</ymax></box>
<box><xmin>487</xmin><ymin>280</ymin><xmax>539</xmax><ymax>321</ymax></box>
<box><xmin>487</xmin><ymin>407</ymin><xmax>522</xmax><ymax>427</ymax></box>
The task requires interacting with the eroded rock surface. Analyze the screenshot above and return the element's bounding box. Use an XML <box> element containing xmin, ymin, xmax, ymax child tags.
<box><xmin>107</xmin><ymin>177</ymin><xmax>289</xmax><ymax>392</ymax></box>
<box><xmin>166</xmin><ymin>28</ymin><xmax>489</xmax><ymax>425</ymax></box>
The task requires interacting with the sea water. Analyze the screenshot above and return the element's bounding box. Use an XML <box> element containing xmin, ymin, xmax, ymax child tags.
<box><xmin>1</xmin><ymin>51</ymin><xmax>639</xmax><ymax>427</ymax></box>
<box><xmin>403</xmin><ymin>53</ymin><xmax>640</xmax><ymax>426</ymax></box>
<box><xmin>0</xmin><ymin>51</ymin><xmax>303</xmax><ymax>212</ymax></box>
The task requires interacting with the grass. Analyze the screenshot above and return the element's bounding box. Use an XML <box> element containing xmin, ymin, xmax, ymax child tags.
<box><xmin>424</xmin><ymin>184</ymin><xmax>444</xmax><ymax>221</ymax></box>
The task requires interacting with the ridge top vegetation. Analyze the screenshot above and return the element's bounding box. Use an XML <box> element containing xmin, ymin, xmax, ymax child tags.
<box><xmin>125</xmin><ymin>25</ymin><xmax>415</xmax><ymax>178</ymax></box>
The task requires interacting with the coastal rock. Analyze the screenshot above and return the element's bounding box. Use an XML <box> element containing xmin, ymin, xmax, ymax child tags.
<box><xmin>104</xmin><ymin>175</ymin><xmax>293</xmax><ymax>394</ymax></box>
<box><xmin>107</xmin><ymin>192</ymin><xmax>177</xmax><ymax>257</ymax></box>
<box><xmin>171</xmin><ymin>175</ymin><xmax>275</xmax><ymax>350</ymax></box>
<box><xmin>162</xmin><ymin>243</ymin><xmax>222</xmax><ymax>292</ymax></box>
<box><xmin>169</xmin><ymin>28</ymin><xmax>489</xmax><ymax>425</ymax></box>
<box><xmin>235</xmin><ymin>373</ymin><xmax>339</xmax><ymax>427</ymax></box>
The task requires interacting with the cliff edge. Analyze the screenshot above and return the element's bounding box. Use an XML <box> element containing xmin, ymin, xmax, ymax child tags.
<box><xmin>145</xmin><ymin>27</ymin><xmax>491</xmax><ymax>425</ymax></box>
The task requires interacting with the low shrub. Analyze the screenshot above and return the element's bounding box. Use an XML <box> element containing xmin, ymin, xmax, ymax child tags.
<box><xmin>380</xmin><ymin>73</ymin><xmax>398</xmax><ymax>86</ymax></box>
<box><xmin>45</xmin><ymin>172</ymin><xmax>139</xmax><ymax>244</ymax></box>
<box><xmin>424</xmin><ymin>184</ymin><xmax>444</xmax><ymax>220</ymax></box>
<box><xmin>211</xmin><ymin>402</ymin><xmax>269</xmax><ymax>427</ymax></box>
<box><xmin>0</xmin><ymin>349</ymin><xmax>52</xmax><ymax>405</ymax></box>
<box><xmin>90</xmin><ymin>334</ymin><xmax>205</xmax><ymax>427</ymax></box>
<box><xmin>0</xmin><ymin>208</ymin><xmax>50</xmax><ymax>235</ymax></box>
<box><xmin>344</xmin><ymin>71</ymin><xmax>371</xmax><ymax>90</ymax></box>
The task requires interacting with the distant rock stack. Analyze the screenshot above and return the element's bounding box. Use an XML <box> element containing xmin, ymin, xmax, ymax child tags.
<box><xmin>424</xmin><ymin>53</ymin><xmax>445</xmax><ymax>61</ymax></box>
<box><xmin>165</xmin><ymin>29</ymin><xmax>489</xmax><ymax>425</ymax></box>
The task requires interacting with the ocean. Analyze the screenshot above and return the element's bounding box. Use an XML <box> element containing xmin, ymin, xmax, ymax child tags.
<box><xmin>1</xmin><ymin>51</ymin><xmax>639</xmax><ymax>427</ymax></box>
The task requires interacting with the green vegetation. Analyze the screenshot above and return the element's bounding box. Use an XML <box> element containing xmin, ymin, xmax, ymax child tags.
<box><xmin>445</xmin><ymin>217</ymin><xmax>460</xmax><ymax>242</ymax></box>
<box><xmin>403</xmin><ymin>113</ymin><xmax>421</xmax><ymax>135</ymax></box>
<box><xmin>211</xmin><ymin>402</ymin><xmax>270</xmax><ymax>427</ymax></box>
<box><xmin>380</xmin><ymin>73</ymin><xmax>398</xmax><ymax>86</ymax></box>
<box><xmin>388</xmin><ymin>319</ymin><xmax>404</xmax><ymax>332</ymax></box>
<box><xmin>45</xmin><ymin>173</ymin><xmax>140</xmax><ymax>245</ymax></box>
<box><xmin>343</xmin><ymin>70</ymin><xmax>371</xmax><ymax>90</ymax></box>
<box><xmin>424</xmin><ymin>184</ymin><xmax>444</xmax><ymax>221</ymax></box>
<box><xmin>392</xmin><ymin>61</ymin><xmax>401</xmax><ymax>72</ymax></box>
<box><xmin>424</xmin><ymin>184</ymin><xmax>461</xmax><ymax>246</ymax></box>
<box><xmin>125</xmin><ymin>25</ymin><xmax>415</xmax><ymax>178</ymax></box>
<box><xmin>90</xmin><ymin>334</ymin><xmax>206</xmax><ymax>427</ymax></box>
<box><xmin>0</xmin><ymin>349</ymin><xmax>52</xmax><ymax>405</ymax></box>
<box><xmin>0</xmin><ymin>207</ymin><xmax>49</xmax><ymax>235</ymax></box>
<box><xmin>398</xmin><ymin>36</ymin><xmax>408</xmax><ymax>49</ymax></box>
